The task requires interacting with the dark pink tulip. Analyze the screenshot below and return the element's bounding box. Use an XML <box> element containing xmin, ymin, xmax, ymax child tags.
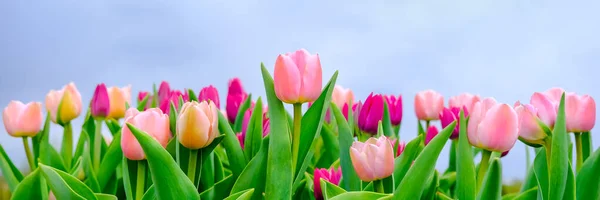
<box><xmin>157</xmin><ymin>81</ymin><xmax>171</xmax><ymax>103</ymax></box>
<box><xmin>236</xmin><ymin>132</ymin><xmax>245</xmax><ymax>149</ymax></box>
<box><xmin>137</xmin><ymin>91</ymin><xmax>152</xmax><ymax>110</ymax></box>
<box><xmin>91</xmin><ymin>83</ymin><xmax>110</xmax><ymax>118</ymax></box>
<box><xmin>226</xmin><ymin>78</ymin><xmax>248</xmax><ymax>123</ymax></box>
<box><xmin>237</xmin><ymin>108</ymin><xmax>270</xmax><ymax>149</ymax></box>
<box><xmin>385</xmin><ymin>94</ymin><xmax>403</xmax><ymax>126</ymax></box>
<box><xmin>425</xmin><ymin>125</ymin><xmax>439</xmax><ymax>145</ymax></box>
<box><xmin>159</xmin><ymin>90</ymin><xmax>189</xmax><ymax>115</ymax></box>
<box><xmin>313</xmin><ymin>167</ymin><xmax>342</xmax><ymax>200</ymax></box>
<box><xmin>387</xmin><ymin>138</ymin><xmax>406</xmax><ymax>157</ymax></box>
<box><xmin>439</xmin><ymin>106</ymin><xmax>467</xmax><ymax>139</ymax></box>
<box><xmin>358</xmin><ymin>93</ymin><xmax>384</xmax><ymax>134</ymax></box>
<box><xmin>198</xmin><ymin>85</ymin><xmax>220</xmax><ymax>108</ymax></box>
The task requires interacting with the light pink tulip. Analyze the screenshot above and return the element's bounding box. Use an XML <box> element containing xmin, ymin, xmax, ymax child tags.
<box><xmin>45</xmin><ymin>82</ymin><xmax>82</xmax><ymax>125</ymax></box>
<box><xmin>530</xmin><ymin>92</ymin><xmax>557</xmax><ymax>128</ymax></box>
<box><xmin>2</xmin><ymin>101</ymin><xmax>43</xmax><ymax>137</ymax></box>
<box><xmin>121</xmin><ymin>108</ymin><xmax>171</xmax><ymax>160</ymax></box>
<box><xmin>543</xmin><ymin>87</ymin><xmax>565</xmax><ymax>105</ymax></box>
<box><xmin>468</xmin><ymin>98</ymin><xmax>519</xmax><ymax>152</ymax></box>
<box><xmin>414</xmin><ymin>90</ymin><xmax>444</xmax><ymax>120</ymax></box>
<box><xmin>350</xmin><ymin>136</ymin><xmax>394</xmax><ymax>182</ymax></box>
<box><xmin>448</xmin><ymin>93</ymin><xmax>481</xmax><ymax>114</ymax></box>
<box><xmin>273</xmin><ymin>49</ymin><xmax>323</xmax><ymax>104</ymax></box>
<box><xmin>331</xmin><ymin>85</ymin><xmax>354</xmax><ymax>108</ymax></box>
<box><xmin>514</xmin><ymin>101</ymin><xmax>547</xmax><ymax>144</ymax></box>
<box><xmin>177</xmin><ymin>101</ymin><xmax>219</xmax><ymax>149</ymax></box>
<box><xmin>565</xmin><ymin>93</ymin><xmax>596</xmax><ymax>132</ymax></box>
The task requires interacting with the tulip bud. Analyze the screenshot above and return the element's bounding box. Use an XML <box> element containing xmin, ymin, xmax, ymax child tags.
<box><xmin>358</xmin><ymin>93</ymin><xmax>384</xmax><ymax>134</ymax></box>
<box><xmin>331</xmin><ymin>85</ymin><xmax>354</xmax><ymax>108</ymax></box>
<box><xmin>107</xmin><ymin>85</ymin><xmax>132</xmax><ymax>119</ymax></box>
<box><xmin>157</xmin><ymin>81</ymin><xmax>171</xmax><ymax>103</ymax></box>
<box><xmin>467</xmin><ymin>98</ymin><xmax>519</xmax><ymax>152</ymax></box>
<box><xmin>137</xmin><ymin>91</ymin><xmax>152</xmax><ymax>110</ymax></box>
<box><xmin>313</xmin><ymin>167</ymin><xmax>342</xmax><ymax>200</ymax></box>
<box><xmin>352</xmin><ymin>101</ymin><xmax>363</xmax><ymax>123</ymax></box>
<box><xmin>425</xmin><ymin>125</ymin><xmax>439</xmax><ymax>145</ymax></box>
<box><xmin>414</xmin><ymin>90</ymin><xmax>444</xmax><ymax>121</ymax></box>
<box><xmin>121</xmin><ymin>108</ymin><xmax>171</xmax><ymax>160</ymax></box>
<box><xmin>2</xmin><ymin>101</ymin><xmax>43</xmax><ymax>137</ymax></box>
<box><xmin>45</xmin><ymin>82</ymin><xmax>83</xmax><ymax>125</ymax></box>
<box><xmin>543</xmin><ymin>87</ymin><xmax>565</xmax><ymax>105</ymax></box>
<box><xmin>177</xmin><ymin>101</ymin><xmax>219</xmax><ymax>149</ymax></box>
<box><xmin>236</xmin><ymin>132</ymin><xmax>245</xmax><ymax>149</ymax></box>
<box><xmin>226</xmin><ymin>78</ymin><xmax>248</xmax><ymax>123</ymax></box>
<box><xmin>273</xmin><ymin>49</ymin><xmax>323</xmax><ymax>104</ymax></box>
<box><xmin>448</xmin><ymin>93</ymin><xmax>481</xmax><ymax>115</ymax></box>
<box><xmin>530</xmin><ymin>92</ymin><xmax>557</xmax><ymax>128</ymax></box>
<box><xmin>565</xmin><ymin>93</ymin><xmax>596</xmax><ymax>132</ymax></box>
<box><xmin>199</xmin><ymin>85</ymin><xmax>221</xmax><ymax>108</ymax></box>
<box><xmin>159</xmin><ymin>90</ymin><xmax>189</xmax><ymax>115</ymax></box>
<box><xmin>91</xmin><ymin>83</ymin><xmax>110</xmax><ymax>118</ymax></box>
<box><xmin>514</xmin><ymin>101</ymin><xmax>548</xmax><ymax>145</ymax></box>
<box><xmin>385</xmin><ymin>94</ymin><xmax>403</xmax><ymax>126</ymax></box>
<box><xmin>350</xmin><ymin>136</ymin><xmax>394</xmax><ymax>182</ymax></box>
<box><xmin>439</xmin><ymin>106</ymin><xmax>466</xmax><ymax>139</ymax></box>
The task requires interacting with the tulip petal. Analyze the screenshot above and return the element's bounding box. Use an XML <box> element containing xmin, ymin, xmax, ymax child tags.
<box><xmin>273</xmin><ymin>54</ymin><xmax>301</xmax><ymax>103</ymax></box>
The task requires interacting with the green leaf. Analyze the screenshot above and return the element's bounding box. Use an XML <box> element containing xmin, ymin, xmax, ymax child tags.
<box><xmin>520</xmin><ymin>164</ymin><xmax>537</xmax><ymax>192</ymax></box>
<box><xmin>169</xmin><ymin>101</ymin><xmax>177</xmax><ymax>136</ymax></box>
<box><xmin>95</xmin><ymin>193</ymin><xmax>118</xmax><ymax>200</ymax></box>
<box><xmin>456</xmin><ymin>110</ymin><xmax>476</xmax><ymax>200</ymax></box>
<box><xmin>581</xmin><ymin>132</ymin><xmax>592</xmax><ymax>162</ymax></box>
<box><xmin>0</xmin><ymin>144</ymin><xmax>23</xmax><ymax>192</ymax></box>
<box><xmin>40</xmin><ymin>164</ymin><xmax>97</xmax><ymax>200</ymax></box>
<box><xmin>39</xmin><ymin>136</ymin><xmax>67</xmax><ymax>171</ymax></box>
<box><xmin>328</xmin><ymin>191</ymin><xmax>390</xmax><ymax>200</ymax></box>
<box><xmin>234</xmin><ymin>94</ymin><xmax>253</xmax><ymax>132</ymax></box>
<box><xmin>512</xmin><ymin>187</ymin><xmax>538</xmax><ymax>200</ymax></box>
<box><xmin>105</xmin><ymin>119</ymin><xmax>122</xmax><ymax>136</ymax></box>
<box><xmin>231</xmin><ymin>136</ymin><xmax>270</xmax><ymax>199</ymax></box>
<box><xmin>82</xmin><ymin>147</ymin><xmax>101</xmax><ymax>192</ymax></box>
<box><xmin>73</xmin><ymin>127</ymin><xmax>89</xmax><ymax>168</ymax></box>
<box><xmin>563</xmin><ymin>162</ymin><xmax>575</xmax><ymax>200</ymax></box>
<box><xmin>476</xmin><ymin>158</ymin><xmax>502</xmax><ymax>200</ymax></box>
<box><xmin>199</xmin><ymin>175</ymin><xmax>235</xmax><ymax>200</ymax></box>
<box><xmin>98</xmin><ymin>131</ymin><xmax>122</xmax><ymax>190</ymax></box>
<box><xmin>394</xmin><ymin>121</ymin><xmax>456</xmax><ymax>199</ymax></box>
<box><xmin>316</xmin><ymin>125</ymin><xmax>340</xmax><ymax>168</ymax></box>
<box><xmin>125</xmin><ymin>123</ymin><xmax>199</xmax><ymax>200</ymax></box>
<box><xmin>261</xmin><ymin>63</ymin><xmax>293</xmax><ymax>199</ymax></box>
<box><xmin>393</xmin><ymin>135</ymin><xmax>424</xmax><ymax>188</ymax></box>
<box><xmin>244</xmin><ymin>97</ymin><xmax>263</xmax><ymax>160</ymax></box>
<box><xmin>137</xmin><ymin>94</ymin><xmax>150</xmax><ymax>111</ymax></box>
<box><xmin>217</xmin><ymin>112</ymin><xmax>248</xmax><ymax>178</ymax></box>
<box><xmin>188</xmin><ymin>89</ymin><xmax>198</xmax><ymax>102</ymax></box>
<box><xmin>330</xmin><ymin>104</ymin><xmax>361</xmax><ymax>191</ymax></box>
<box><xmin>10</xmin><ymin>168</ymin><xmax>47</xmax><ymax>200</ymax></box>
<box><xmin>32</xmin><ymin>113</ymin><xmax>51</xmax><ymax>167</ymax></box>
<box><xmin>549</xmin><ymin>93</ymin><xmax>568</xmax><ymax>200</ymax></box>
<box><xmin>141</xmin><ymin>185</ymin><xmax>156</xmax><ymax>200</ymax></box>
<box><xmin>151</xmin><ymin>83</ymin><xmax>158</xmax><ymax>108</ymax></box>
<box><xmin>121</xmin><ymin>157</ymin><xmax>135</xmax><ymax>199</ymax></box>
<box><xmin>322</xmin><ymin>179</ymin><xmax>347</xmax><ymax>199</ymax></box>
<box><xmin>576</xmin><ymin>147</ymin><xmax>600</xmax><ymax>200</ymax></box>
<box><xmin>224</xmin><ymin>189</ymin><xmax>255</xmax><ymax>200</ymax></box>
<box><xmin>421</xmin><ymin>171</ymin><xmax>439</xmax><ymax>200</ymax></box>
<box><xmin>381</xmin><ymin>99</ymin><xmax>395</xmax><ymax>137</ymax></box>
<box><xmin>533</xmin><ymin>148</ymin><xmax>549</xmax><ymax>199</ymax></box>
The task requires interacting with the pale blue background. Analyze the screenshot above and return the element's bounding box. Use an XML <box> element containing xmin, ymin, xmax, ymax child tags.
<box><xmin>1</xmin><ymin>1</ymin><xmax>599</xmax><ymax>181</ymax></box>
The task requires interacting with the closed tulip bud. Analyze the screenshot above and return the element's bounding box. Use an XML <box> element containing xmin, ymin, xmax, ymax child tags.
<box><xmin>177</xmin><ymin>101</ymin><xmax>219</xmax><ymax>149</ymax></box>
<box><xmin>350</xmin><ymin>136</ymin><xmax>394</xmax><ymax>182</ymax></box>
<box><xmin>385</xmin><ymin>94</ymin><xmax>403</xmax><ymax>126</ymax></box>
<box><xmin>514</xmin><ymin>102</ymin><xmax>547</xmax><ymax>145</ymax></box>
<box><xmin>273</xmin><ymin>49</ymin><xmax>323</xmax><ymax>104</ymax></box>
<box><xmin>45</xmin><ymin>82</ymin><xmax>83</xmax><ymax>125</ymax></box>
<box><xmin>543</xmin><ymin>87</ymin><xmax>565</xmax><ymax>105</ymax></box>
<box><xmin>439</xmin><ymin>106</ymin><xmax>466</xmax><ymax>139</ymax></box>
<box><xmin>313</xmin><ymin>167</ymin><xmax>342</xmax><ymax>200</ymax></box>
<box><xmin>448</xmin><ymin>93</ymin><xmax>481</xmax><ymax>115</ymax></box>
<box><xmin>157</xmin><ymin>81</ymin><xmax>171</xmax><ymax>102</ymax></box>
<box><xmin>331</xmin><ymin>85</ymin><xmax>354</xmax><ymax>108</ymax></box>
<box><xmin>387</xmin><ymin>138</ymin><xmax>406</xmax><ymax>157</ymax></box>
<box><xmin>159</xmin><ymin>90</ymin><xmax>189</xmax><ymax>115</ymax></box>
<box><xmin>414</xmin><ymin>90</ymin><xmax>444</xmax><ymax>121</ymax></box>
<box><xmin>121</xmin><ymin>108</ymin><xmax>171</xmax><ymax>160</ymax></box>
<box><xmin>425</xmin><ymin>125</ymin><xmax>439</xmax><ymax>145</ymax></box>
<box><xmin>530</xmin><ymin>92</ymin><xmax>557</xmax><ymax>128</ymax></box>
<box><xmin>107</xmin><ymin>85</ymin><xmax>131</xmax><ymax>119</ymax></box>
<box><xmin>565</xmin><ymin>93</ymin><xmax>596</xmax><ymax>132</ymax></box>
<box><xmin>199</xmin><ymin>85</ymin><xmax>221</xmax><ymax>108</ymax></box>
<box><xmin>468</xmin><ymin>98</ymin><xmax>519</xmax><ymax>152</ymax></box>
<box><xmin>236</xmin><ymin>132</ymin><xmax>245</xmax><ymax>149</ymax></box>
<box><xmin>226</xmin><ymin>78</ymin><xmax>248</xmax><ymax>123</ymax></box>
<box><xmin>91</xmin><ymin>83</ymin><xmax>110</xmax><ymax>118</ymax></box>
<box><xmin>137</xmin><ymin>91</ymin><xmax>152</xmax><ymax>110</ymax></box>
<box><xmin>358</xmin><ymin>93</ymin><xmax>384</xmax><ymax>134</ymax></box>
<box><xmin>2</xmin><ymin>101</ymin><xmax>43</xmax><ymax>137</ymax></box>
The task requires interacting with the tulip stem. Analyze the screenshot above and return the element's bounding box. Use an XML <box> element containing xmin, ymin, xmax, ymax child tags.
<box><xmin>476</xmin><ymin>150</ymin><xmax>491</xmax><ymax>191</ymax></box>
<box><xmin>22</xmin><ymin>137</ymin><xmax>35</xmax><ymax>171</ymax></box>
<box><xmin>291</xmin><ymin>103</ymin><xmax>302</xmax><ymax>174</ymax></box>
<box><xmin>94</xmin><ymin>119</ymin><xmax>103</xmax><ymax>172</ymax></box>
<box><xmin>61</xmin><ymin>122</ymin><xmax>73</xmax><ymax>170</ymax></box>
<box><xmin>373</xmin><ymin>179</ymin><xmax>384</xmax><ymax>193</ymax></box>
<box><xmin>136</xmin><ymin>161</ymin><xmax>146</xmax><ymax>200</ymax></box>
<box><xmin>574</xmin><ymin>132</ymin><xmax>583</xmax><ymax>172</ymax></box>
<box><xmin>187</xmin><ymin>149</ymin><xmax>198</xmax><ymax>184</ymax></box>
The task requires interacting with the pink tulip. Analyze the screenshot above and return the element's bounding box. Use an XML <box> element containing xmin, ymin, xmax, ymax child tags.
<box><xmin>159</xmin><ymin>90</ymin><xmax>189</xmax><ymax>115</ymax></box>
<box><xmin>439</xmin><ymin>106</ymin><xmax>467</xmax><ymax>139</ymax></box>
<box><xmin>107</xmin><ymin>85</ymin><xmax>132</xmax><ymax>119</ymax></box>
<box><xmin>414</xmin><ymin>90</ymin><xmax>444</xmax><ymax>121</ymax></box>
<box><xmin>543</xmin><ymin>87</ymin><xmax>565</xmax><ymax>105</ymax></box>
<box><xmin>198</xmin><ymin>85</ymin><xmax>220</xmax><ymax>108</ymax></box>
<box><xmin>387</xmin><ymin>138</ymin><xmax>406</xmax><ymax>157</ymax></box>
<box><xmin>425</xmin><ymin>126</ymin><xmax>439</xmax><ymax>145</ymax></box>
<box><xmin>342</xmin><ymin>101</ymin><xmax>363</xmax><ymax>122</ymax></box>
<box><xmin>121</xmin><ymin>108</ymin><xmax>171</xmax><ymax>160</ymax></box>
<box><xmin>467</xmin><ymin>98</ymin><xmax>519</xmax><ymax>152</ymax></box>
<box><xmin>448</xmin><ymin>93</ymin><xmax>481</xmax><ymax>115</ymax></box>
<box><xmin>350</xmin><ymin>136</ymin><xmax>394</xmax><ymax>182</ymax></box>
<box><xmin>157</xmin><ymin>81</ymin><xmax>171</xmax><ymax>103</ymax></box>
<box><xmin>91</xmin><ymin>83</ymin><xmax>110</xmax><ymax>118</ymax></box>
<box><xmin>237</xmin><ymin>109</ymin><xmax>270</xmax><ymax>149</ymax></box>
<box><xmin>331</xmin><ymin>85</ymin><xmax>354</xmax><ymax>108</ymax></box>
<box><xmin>385</xmin><ymin>94</ymin><xmax>403</xmax><ymax>126</ymax></box>
<box><xmin>514</xmin><ymin>102</ymin><xmax>547</xmax><ymax>144</ymax></box>
<box><xmin>45</xmin><ymin>82</ymin><xmax>83</xmax><ymax>125</ymax></box>
<box><xmin>565</xmin><ymin>93</ymin><xmax>596</xmax><ymax>132</ymax></box>
<box><xmin>530</xmin><ymin>92</ymin><xmax>557</xmax><ymax>128</ymax></box>
<box><xmin>2</xmin><ymin>101</ymin><xmax>43</xmax><ymax>137</ymax></box>
<box><xmin>226</xmin><ymin>78</ymin><xmax>248</xmax><ymax>123</ymax></box>
<box><xmin>137</xmin><ymin>91</ymin><xmax>152</xmax><ymax>110</ymax></box>
<box><xmin>273</xmin><ymin>49</ymin><xmax>323</xmax><ymax>104</ymax></box>
<box><xmin>236</xmin><ymin>132</ymin><xmax>245</xmax><ymax>149</ymax></box>
<box><xmin>313</xmin><ymin>167</ymin><xmax>342</xmax><ymax>200</ymax></box>
<box><xmin>358</xmin><ymin>93</ymin><xmax>384</xmax><ymax>134</ymax></box>
<box><xmin>177</xmin><ymin>101</ymin><xmax>219</xmax><ymax>149</ymax></box>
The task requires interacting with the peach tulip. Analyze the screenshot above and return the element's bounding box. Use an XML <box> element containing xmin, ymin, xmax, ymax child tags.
<box><xmin>177</xmin><ymin>101</ymin><xmax>219</xmax><ymax>149</ymax></box>
<box><xmin>107</xmin><ymin>85</ymin><xmax>132</xmax><ymax>119</ymax></box>
<box><xmin>414</xmin><ymin>90</ymin><xmax>444</xmax><ymax>120</ymax></box>
<box><xmin>2</xmin><ymin>101</ymin><xmax>43</xmax><ymax>137</ymax></box>
<box><xmin>565</xmin><ymin>93</ymin><xmax>596</xmax><ymax>132</ymax></box>
<box><xmin>514</xmin><ymin>102</ymin><xmax>547</xmax><ymax>145</ymax></box>
<box><xmin>273</xmin><ymin>48</ymin><xmax>323</xmax><ymax>104</ymax></box>
<box><xmin>45</xmin><ymin>82</ymin><xmax>82</xmax><ymax>125</ymax></box>
<box><xmin>468</xmin><ymin>98</ymin><xmax>519</xmax><ymax>152</ymax></box>
<box><xmin>121</xmin><ymin>108</ymin><xmax>171</xmax><ymax>160</ymax></box>
<box><xmin>448</xmin><ymin>93</ymin><xmax>481</xmax><ymax>114</ymax></box>
<box><xmin>331</xmin><ymin>85</ymin><xmax>354</xmax><ymax>108</ymax></box>
<box><xmin>350</xmin><ymin>136</ymin><xmax>394</xmax><ymax>182</ymax></box>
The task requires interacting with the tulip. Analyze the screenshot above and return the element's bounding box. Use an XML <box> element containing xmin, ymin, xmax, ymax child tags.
<box><xmin>313</xmin><ymin>167</ymin><xmax>342</xmax><ymax>200</ymax></box>
<box><xmin>467</xmin><ymin>98</ymin><xmax>519</xmax><ymax>152</ymax></box>
<box><xmin>308</xmin><ymin>101</ymin><xmax>332</xmax><ymax>123</ymax></box>
<box><xmin>2</xmin><ymin>101</ymin><xmax>43</xmax><ymax>137</ymax></box>
<box><xmin>177</xmin><ymin>101</ymin><xmax>219</xmax><ymax>149</ymax></box>
<box><xmin>565</xmin><ymin>93</ymin><xmax>596</xmax><ymax>132</ymax></box>
<box><xmin>353</xmin><ymin>101</ymin><xmax>363</xmax><ymax>123</ymax></box>
<box><xmin>273</xmin><ymin>48</ymin><xmax>323</xmax><ymax>104</ymax></box>
<box><xmin>414</xmin><ymin>90</ymin><xmax>444</xmax><ymax>121</ymax></box>
<box><xmin>543</xmin><ymin>87</ymin><xmax>565</xmax><ymax>105</ymax></box>
<box><xmin>530</xmin><ymin>92</ymin><xmax>557</xmax><ymax>128</ymax></box>
<box><xmin>226</xmin><ymin>78</ymin><xmax>248</xmax><ymax>123</ymax></box>
<box><xmin>137</xmin><ymin>91</ymin><xmax>152</xmax><ymax>110</ymax></box>
<box><xmin>91</xmin><ymin>83</ymin><xmax>110</xmax><ymax>118</ymax></box>
<box><xmin>107</xmin><ymin>85</ymin><xmax>132</xmax><ymax>119</ymax></box>
<box><xmin>45</xmin><ymin>82</ymin><xmax>82</xmax><ymax>125</ymax></box>
<box><xmin>387</xmin><ymin>138</ymin><xmax>406</xmax><ymax>157</ymax></box>
<box><xmin>439</xmin><ymin>107</ymin><xmax>466</xmax><ymax>139</ymax></box>
<box><xmin>448</xmin><ymin>93</ymin><xmax>481</xmax><ymax>114</ymax></box>
<box><xmin>157</xmin><ymin>81</ymin><xmax>171</xmax><ymax>102</ymax></box>
<box><xmin>425</xmin><ymin>126</ymin><xmax>439</xmax><ymax>145</ymax></box>
<box><xmin>331</xmin><ymin>85</ymin><xmax>354</xmax><ymax>108</ymax></box>
<box><xmin>121</xmin><ymin>108</ymin><xmax>171</xmax><ymax>160</ymax></box>
<box><xmin>159</xmin><ymin>90</ymin><xmax>189</xmax><ymax>114</ymax></box>
<box><xmin>199</xmin><ymin>85</ymin><xmax>221</xmax><ymax>108</ymax></box>
<box><xmin>385</xmin><ymin>94</ymin><xmax>403</xmax><ymax>126</ymax></box>
<box><xmin>358</xmin><ymin>93</ymin><xmax>384</xmax><ymax>134</ymax></box>
<box><xmin>236</xmin><ymin>133</ymin><xmax>245</xmax><ymax>149</ymax></box>
<box><xmin>350</xmin><ymin>136</ymin><xmax>394</xmax><ymax>182</ymax></box>
<box><xmin>514</xmin><ymin>101</ymin><xmax>549</xmax><ymax>145</ymax></box>
<box><xmin>236</xmin><ymin>109</ymin><xmax>271</xmax><ymax>149</ymax></box>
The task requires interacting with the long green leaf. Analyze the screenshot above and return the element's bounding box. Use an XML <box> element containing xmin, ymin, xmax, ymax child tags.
<box><xmin>576</xmin><ymin>147</ymin><xmax>600</xmax><ymax>200</ymax></box>
<box><xmin>200</xmin><ymin>175</ymin><xmax>235</xmax><ymax>200</ymax></box>
<box><xmin>421</xmin><ymin>171</ymin><xmax>439</xmax><ymax>200</ymax></box>
<box><xmin>126</xmin><ymin>123</ymin><xmax>199</xmax><ymax>200</ymax></box>
<box><xmin>330</xmin><ymin>104</ymin><xmax>361</xmax><ymax>191</ymax></box>
<box><xmin>549</xmin><ymin>93</ymin><xmax>568</xmax><ymax>200</ymax></box>
<box><xmin>224</xmin><ymin>189</ymin><xmax>255</xmax><ymax>200</ymax></box>
<box><xmin>32</xmin><ymin>113</ymin><xmax>51</xmax><ymax>167</ymax></box>
<box><xmin>39</xmin><ymin>137</ymin><xmax>67</xmax><ymax>171</ymax></box>
<box><xmin>393</xmin><ymin>135</ymin><xmax>424</xmax><ymax>188</ymax></box>
<box><xmin>234</xmin><ymin>94</ymin><xmax>253</xmax><ymax>132</ymax></box>
<box><xmin>98</xmin><ymin>131</ymin><xmax>123</xmax><ymax>190</ymax></box>
<box><xmin>141</xmin><ymin>185</ymin><xmax>156</xmax><ymax>200</ymax></box>
<box><xmin>533</xmin><ymin>148</ymin><xmax>549</xmax><ymax>199</ymax></box>
<box><xmin>137</xmin><ymin>94</ymin><xmax>150</xmax><ymax>111</ymax></box>
<box><xmin>40</xmin><ymin>164</ymin><xmax>97</xmax><ymax>200</ymax></box>
<box><xmin>217</xmin><ymin>112</ymin><xmax>248</xmax><ymax>178</ymax></box>
<box><xmin>563</xmin><ymin>162</ymin><xmax>575</xmax><ymax>200</ymax></box>
<box><xmin>476</xmin><ymin>158</ymin><xmax>502</xmax><ymax>200</ymax></box>
<box><xmin>231</xmin><ymin>136</ymin><xmax>270</xmax><ymax>200</ymax></box>
<box><xmin>0</xmin><ymin>144</ymin><xmax>23</xmax><ymax>192</ymax></box>
<box><xmin>382</xmin><ymin>100</ymin><xmax>394</xmax><ymax>137</ymax></box>
<box><xmin>456</xmin><ymin>110</ymin><xmax>476</xmax><ymax>200</ymax></box>
<box><xmin>244</xmin><ymin>97</ymin><xmax>263</xmax><ymax>160</ymax></box>
<box><xmin>322</xmin><ymin>179</ymin><xmax>347</xmax><ymax>199</ymax></box>
<box><xmin>10</xmin><ymin>168</ymin><xmax>47</xmax><ymax>200</ymax></box>
<box><xmin>513</xmin><ymin>187</ymin><xmax>538</xmax><ymax>200</ymax></box>
<box><xmin>95</xmin><ymin>193</ymin><xmax>118</xmax><ymax>200</ymax></box>
<box><xmin>328</xmin><ymin>191</ymin><xmax>389</xmax><ymax>200</ymax></box>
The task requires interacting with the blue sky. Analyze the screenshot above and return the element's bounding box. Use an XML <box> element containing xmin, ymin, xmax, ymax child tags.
<box><xmin>1</xmin><ymin>0</ymin><xmax>599</xmax><ymax>180</ymax></box>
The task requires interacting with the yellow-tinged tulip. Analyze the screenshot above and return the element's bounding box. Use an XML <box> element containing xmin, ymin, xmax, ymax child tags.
<box><xmin>177</xmin><ymin>101</ymin><xmax>219</xmax><ymax>149</ymax></box>
<box><xmin>108</xmin><ymin>85</ymin><xmax>132</xmax><ymax>119</ymax></box>
<box><xmin>45</xmin><ymin>82</ymin><xmax>82</xmax><ymax>125</ymax></box>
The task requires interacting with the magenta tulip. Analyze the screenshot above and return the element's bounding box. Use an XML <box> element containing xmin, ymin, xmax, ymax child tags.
<box><xmin>358</xmin><ymin>93</ymin><xmax>384</xmax><ymax>134</ymax></box>
<box><xmin>157</xmin><ymin>81</ymin><xmax>171</xmax><ymax>102</ymax></box>
<box><xmin>198</xmin><ymin>85</ymin><xmax>220</xmax><ymax>108</ymax></box>
<box><xmin>313</xmin><ymin>167</ymin><xmax>342</xmax><ymax>200</ymax></box>
<box><xmin>226</xmin><ymin>78</ymin><xmax>248</xmax><ymax>123</ymax></box>
<box><xmin>159</xmin><ymin>90</ymin><xmax>189</xmax><ymax>115</ymax></box>
<box><xmin>385</xmin><ymin>94</ymin><xmax>403</xmax><ymax>126</ymax></box>
<box><xmin>91</xmin><ymin>83</ymin><xmax>110</xmax><ymax>118</ymax></box>
<box><xmin>425</xmin><ymin>125</ymin><xmax>439</xmax><ymax>145</ymax></box>
<box><xmin>439</xmin><ymin>106</ymin><xmax>467</xmax><ymax>139</ymax></box>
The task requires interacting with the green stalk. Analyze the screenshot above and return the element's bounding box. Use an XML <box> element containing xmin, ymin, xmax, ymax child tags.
<box><xmin>136</xmin><ymin>161</ymin><xmax>146</xmax><ymax>200</ymax></box>
<box><xmin>94</xmin><ymin>119</ymin><xmax>103</xmax><ymax>171</ymax></box>
<box><xmin>291</xmin><ymin>103</ymin><xmax>302</xmax><ymax>173</ymax></box>
<box><xmin>574</xmin><ymin>132</ymin><xmax>583</xmax><ymax>172</ymax></box>
<box><xmin>61</xmin><ymin>122</ymin><xmax>73</xmax><ymax>170</ymax></box>
<box><xmin>187</xmin><ymin>149</ymin><xmax>198</xmax><ymax>183</ymax></box>
<box><xmin>476</xmin><ymin>150</ymin><xmax>491</xmax><ymax>190</ymax></box>
<box><xmin>23</xmin><ymin>137</ymin><xmax>35</xmax><ymax>171</ymax></box>
<box><xmin>373</xmin><ymin>179</ymin><xmax>385</xmax><ymax>193</ymax></box>
<box><xmin>544</xmin><ymin>137</ymin><xmax>552</xmax><ymax>170</ymax></box>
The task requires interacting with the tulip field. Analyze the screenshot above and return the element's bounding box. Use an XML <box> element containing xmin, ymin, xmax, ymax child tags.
<box><xmin>2</xmin><ymin>48</ymin><xmax>599</xmax><ymax>200</ymax></box>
